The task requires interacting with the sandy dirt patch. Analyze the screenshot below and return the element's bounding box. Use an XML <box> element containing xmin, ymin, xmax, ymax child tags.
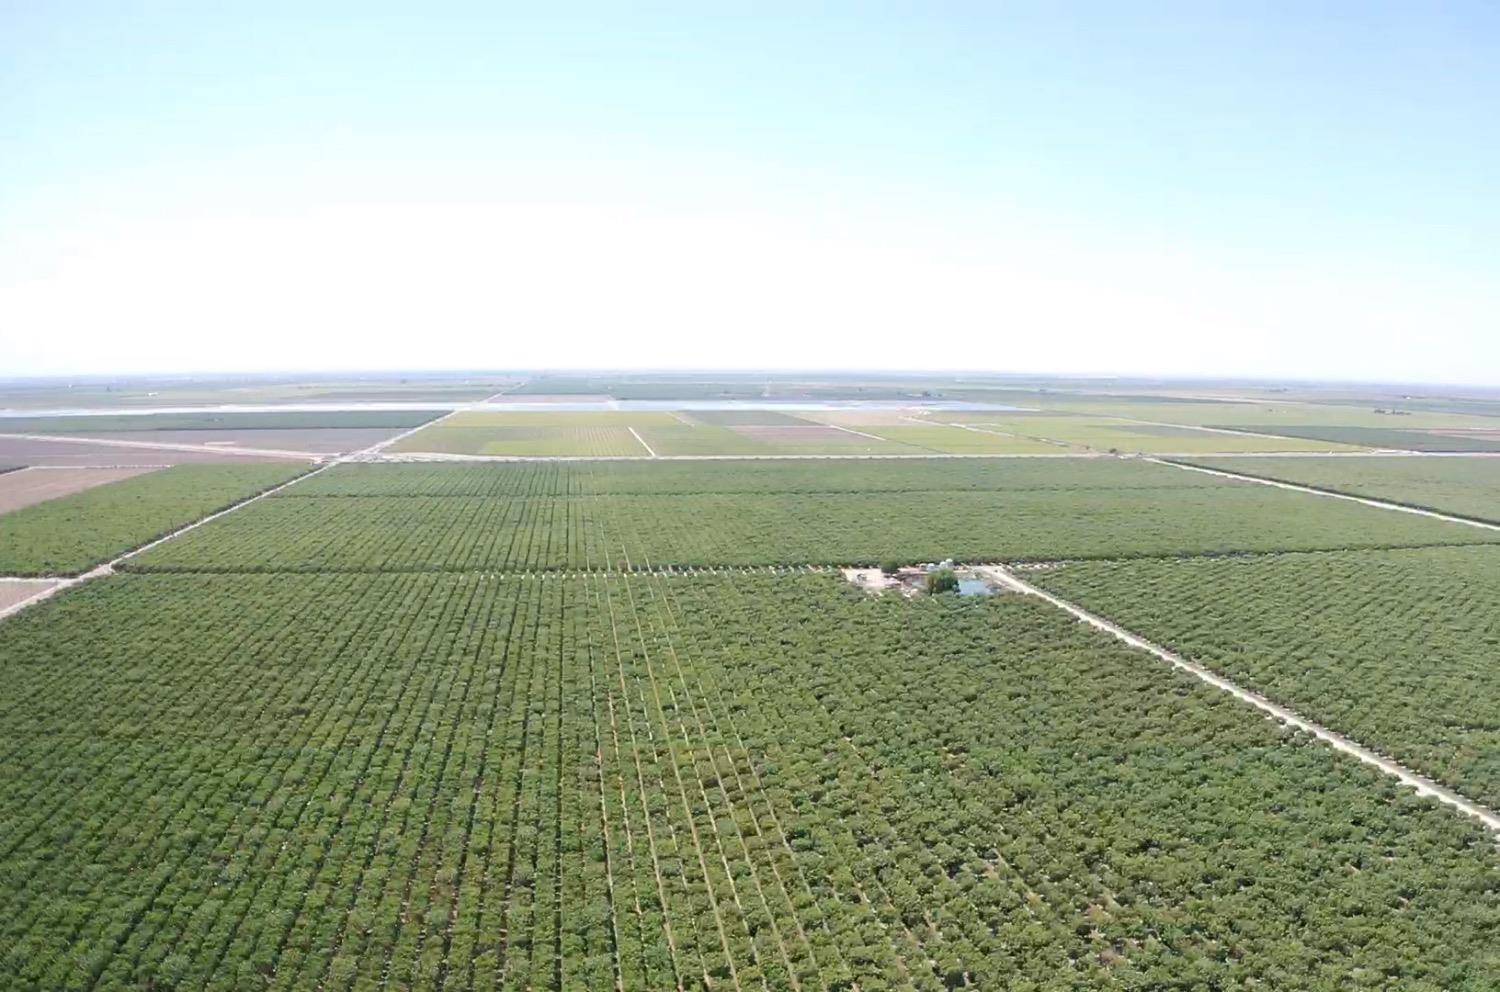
<box><xmin>0</xmin><ymin>437</ymin><xmax>305</xmax><ymax>466</ymax></box>
<box><xmin>0</xmin><ymin>466</ymin><xmax>162</xmax><ymax>514</ymax></box>
<box><xmin>71</xmin><ymin>428</ymin><xmax>398</xmax><ymax>454</ymax></box>
<box><xmin>0</xmin><ymin>578</ymin><xmax>62</xmax><ymax>612</ymax></box>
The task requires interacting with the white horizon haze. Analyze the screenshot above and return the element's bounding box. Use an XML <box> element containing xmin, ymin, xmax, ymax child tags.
<box><xmin>3</xmin><ymin>4</ymin><xmax>1497</xmax><ymax>384</ymax></box>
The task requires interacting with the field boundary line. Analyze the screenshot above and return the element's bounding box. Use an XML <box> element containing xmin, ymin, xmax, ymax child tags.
<box><xmin>827</xmin><ymin>423</ymin><xmax>891</xmax><ymax>441</ymax></box>
<box><xmin>979</xmin><ymin>564</ymin><xmax>1500</xmax><ymax>835</ymax></box>
<box><xmin>1152</xmin><ymin>457</ymin><xmax>1500</xmax><ymax>533</ymax></box>
<box><xmin>627</xmin><ymin>427</ymin><xmax>658</xmax><ymax>457</ymax></box>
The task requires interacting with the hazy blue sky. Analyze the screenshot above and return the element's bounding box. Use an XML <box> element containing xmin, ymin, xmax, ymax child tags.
<box><xmin>3</xmin><ymin>2</ymin><xmax>1497</xmax><ymax>382</ymax></box>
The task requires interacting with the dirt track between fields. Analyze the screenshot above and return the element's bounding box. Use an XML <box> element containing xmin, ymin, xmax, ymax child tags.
<box><xmin>0</xmin><ymin>578</ymin><xmax>62</xmax><ymax>614</ymax></box>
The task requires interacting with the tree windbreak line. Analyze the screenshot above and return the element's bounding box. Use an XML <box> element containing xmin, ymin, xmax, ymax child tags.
<box><xmin>1032</xmin><ymin>544</ymin><xmax>1500</xmax><ymax>810</ymax></box>
<box><xmin>0</xmin><ymin>464</ymin><xmax>307</xmax><ymax>575</ymax></box>
<box><xmin>1</xmin><ymin>572</ymin><xmax>1495</xmax><ymax>990</ymax></box>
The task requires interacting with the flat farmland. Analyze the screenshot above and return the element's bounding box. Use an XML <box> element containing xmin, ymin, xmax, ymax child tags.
<box><xmin>439</xmin><ymin>411</ymin><xmax>683</xmax><ymax>427</ymax></box>
<box><xmin>293</xmin><ymin>458</ymin><xmax>1218</xmax><ymax>496</ymax></box>
<box><xmin>393</xmin><ymin>412</ymin><xmax>682</xmax><ymax>456</ymax></box>
<box><xmin>126</xmin><ymin>462</ymin><xmax>1500</xmax><ymax>573</ymax></box>
<box><xmin>395</xmin><ymin>426</ymin><xmax>651</xmax><ymax>457</ymax></box>
<box><xmin>633</xmin><ymin>424</ymin><xmax>770</xmax><ymax>455</ymax></box>
<box><xmin>1182</xmin><ymin>455</ymin><xmax>1500</xmax><ymax>522</ymax></box>
<box><xmin>2</xmin><ymin>572</ymin><xmax>1495</xmax><ymax>990</ymax></box>
<box><xmin>67</xmin><ymin>428</ymin><xmax>405</xmax><ymax>454</ymax></box>
<box><xmin>1209</xmin><ymin>425</ymin><xmax>1500</xmax><ymax>452</ymax></box>
<box><xmin>0</xmin><ymin>410</ymin><xmax>445</xmax><ymax>433</ymax></box>
<box><xmin>0</xmin><ymin>435</ymin><xmax>307</xmax><ymax>467</ymax></box>
<box><xmin>931</xmin><ymin>414</ymin><xmax>1361</xmax><ymax>453</ymax></box>
<box><xmin>0</xmin><ymin>463</ymin><xmax>306</xmax><ymax>576</ymax></box>
<box><xmin>726</xmin><ymin>424</ymin><xmax>923</xmax><ymax>454</ymax></box>
<box><xmin>867</xmin><ymin>424</ymin><xmax>1067</xmax><ymax>454</ymax></box>
<box><xmin>0</xmin><ymin>465</ymin><xmax>161</xmax><ymax>514</ymax></box>
<box><xmin>682</xmin><ymin>409</ymin><xmax>818</xmax><ymax>425</ymax></box>
<box><xmin>1031</xmin><ymin>544</ymin><xmax>1500</xmax><ymax>809</ymax></box>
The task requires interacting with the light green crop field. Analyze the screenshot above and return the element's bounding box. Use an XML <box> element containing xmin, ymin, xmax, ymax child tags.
<box><xmin>681</xmin><ymin>409</ymin><xmax>817</xmax><ymax>426</ymax></box>
<box><xmin>932</xmin><ymin>413</ymin><xmax>1364</xmax><ymax>453</ymax></box>
<box><xmin>633</xmin><ymin>423</ymin><xmax>770</xmax><ymax>455</ymax></box>
<box><xmin>721</xmin><ymin>425</ymin><xmax>926</xmax><ymax>455</ymax></box>
<box><xmin>862</xmin><ymin>424</ymin><xmax>1068</xmax><ymax>453</ymax></box>
<box><xmin>1033</xmin><ymin>397</ymin><xmax>1500</xmax><ymax>431</ymax></box>
<box><xmin>393</xmin><ymin>425</ymin><xmax>650</xmax><ymax>457</ymax></box>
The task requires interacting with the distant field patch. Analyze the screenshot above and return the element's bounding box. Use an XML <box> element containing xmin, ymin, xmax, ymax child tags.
<box><xmin>0</xmin><ymin>410</ymin><xmax>445</xmax><ymax>432</ymax></box>
<box><xmin>292</xmin><ymin>457</ymin><xmax>1225</xmax><ymax>497</ymax></box>
<box><xmin>803</xmin><ymin>409</ymin><xmax>923</xmax><ymax>426</ymax></box>
<box><xmin>731</xmin><ymin>424</ymin><xmax>866</xmax><ymax>443</ymax></box>
<box><xmin>936</xmin><ymin>414</ymin><xmax>1361</xmax><ymax>452</ymax></box>
<box><xmin>0</xmin><ymin>436</ymin><xmax>294</xmax><ymax>467</ymax></box>
<box><xmin>682</xmin><ymin>409</ymin><xmax>817</xmax><ymax>426</ymax></box>
<box><xmin>871</xmin><ymin>424</ymin><xmax>1065</xmax><ymax>453</ymax></box>
<box><xmin>0</xmin><ymin>466</ymin><xmax>161</xmax><ymax>515</ymax></box>
<box><xmin>394</xmin><ymin>426</ymin><xmax>647</xmax><ymax>457</ymax></box>
<box><xmin>68</xmin><ymin>428</ymin><xmax>399</xmax><ymax>454</ymax></box>
<box><xmin>632</xmin><ymin>424</ymin><xmax>768</xmax><ymax>455</ymax></box>
<box><xmin>441</xmin><ymin>410</ymin><xmax>680</xmax><ymax>428</ymax></box>
<box><xmin>1210</xmin><ymin>425</ymin><xmax>1500</xmax><ymax>451</ymax></box>
<box><xmin>728</xmin><ymin>424</ymin><xmax>921</xmax><ymax>454</ymax></box>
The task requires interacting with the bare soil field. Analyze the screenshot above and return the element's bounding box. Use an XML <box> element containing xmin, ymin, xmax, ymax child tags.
<box><xmin>0</xmin><ymin>466</ymin><xmax>162</xmax><ymax>515</ymax></box>
<box><xmin>0</xmin><ymin>579</ymin><xmax>62</xmax><ymax>612</ymax></box>
<box><xmin>0</xmin><ymin>437</ymin><xmax>302</xmax><ymax>467</ymax></box>
<box><xmin>70</xmin><ymin>427</ymin><xmax>398</xmax><ymax>453</ymax></box>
